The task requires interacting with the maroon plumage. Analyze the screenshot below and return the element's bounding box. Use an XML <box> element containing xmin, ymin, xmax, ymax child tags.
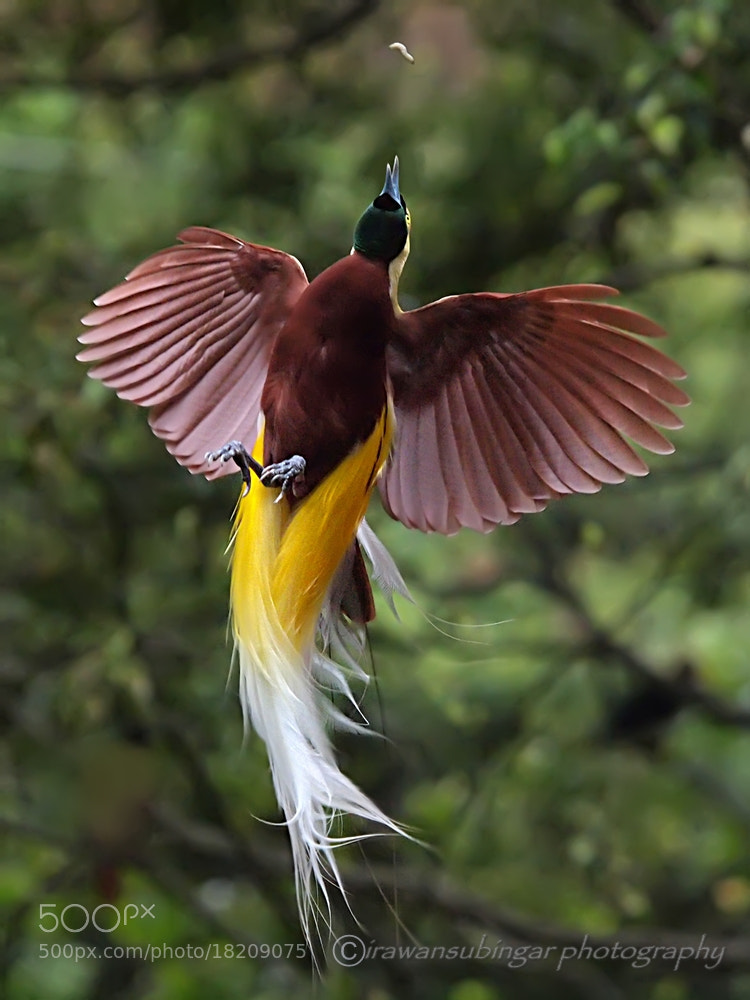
<box><xmin>79</xmin><ymin>197</ymin><xmax>688</xmax><ymax>544</ymax></box>
<box><xmin>79</xmin><ymin>227</ymin><xmax>308</xmax><ymax>477</ymax></box>
<box><xmin>383</xmin><ymin>285</ymin><xmax>688</xmax><ymax>533</ymax></box>
<box><xmin>260</xmin><ymin>255</ymin><xmax>394</xmax><ymax>495</ymax></box>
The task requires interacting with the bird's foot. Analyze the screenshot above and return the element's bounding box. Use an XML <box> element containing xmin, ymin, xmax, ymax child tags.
<box><xmin>205</xmin><ymin>440</ymin><xmax>264</xmax><ymax>496</ymax></box>
<box><xmin>260</xmin><ymin>455</ymin><xmax>306</xmax><ymax>502</ymax></box>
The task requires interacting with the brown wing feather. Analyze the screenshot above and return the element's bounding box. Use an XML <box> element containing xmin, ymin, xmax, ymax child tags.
<box><xmin>382</xmin><ymin>285</ymin><xmax>688</xmax><ymax>534</ymax></box>
<box><xmin>78</xmin><ymin>227</ymin><xmax>308</xmax><ymax>477</ymax></box>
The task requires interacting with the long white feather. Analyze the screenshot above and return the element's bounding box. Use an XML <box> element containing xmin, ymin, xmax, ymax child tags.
<box><xmin>230</xmin><ymin>409</ymin><xmax>412</xmax><ymax>948</ymax></box>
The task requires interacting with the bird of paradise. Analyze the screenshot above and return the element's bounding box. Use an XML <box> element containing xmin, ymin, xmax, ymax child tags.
<box><xmin>78</xmin><ymin>158</ymin><xmax>688</xmax><ymax>946</ymax></box>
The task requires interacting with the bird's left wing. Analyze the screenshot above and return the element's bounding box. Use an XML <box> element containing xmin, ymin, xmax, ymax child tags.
<box><xmin>78</xmin><ymin>226</ymin><xmax>308</xmax><ymax>477</ymax></box>
<box><xmin>383</xmin><ymin>285</ymin><xmax>689</xmax><ymax>534</ymax></box>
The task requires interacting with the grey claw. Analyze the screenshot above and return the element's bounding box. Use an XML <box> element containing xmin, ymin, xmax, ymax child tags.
<box><xmin>260</xmin><ymin>455</ymin><xmax>306</xmax><ymax>497</ymax></box>
<box><xmin>205</xmin><ymin>440</ymin><xmax>264</xmax><ymax>492</ymax></box>
<box><xmin>205</xmin><ymin>440</ymin><xmax>238</xmax><ymax>464</ymax></box>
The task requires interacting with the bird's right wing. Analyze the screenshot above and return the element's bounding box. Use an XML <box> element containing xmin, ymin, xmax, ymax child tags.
<box><xmin>78</xmin><ymin>227</ymin><xmax>308</xmax><ymax>477</ymax></box>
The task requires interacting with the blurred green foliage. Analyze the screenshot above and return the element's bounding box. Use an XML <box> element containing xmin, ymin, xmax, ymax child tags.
<box><xmin>2</xmin><ymin>1</ymin><xmax>750</xmax><ymax>998</ymax></box>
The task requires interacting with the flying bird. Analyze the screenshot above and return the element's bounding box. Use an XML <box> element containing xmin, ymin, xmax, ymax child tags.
<box><xmin>78</xmin><ymin>158</ymin><xmax>688</xmax><ymax>945</ymax></box>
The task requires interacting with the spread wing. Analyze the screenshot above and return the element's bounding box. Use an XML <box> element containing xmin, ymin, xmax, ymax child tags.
<box><xmin>382</xmin><ymin>285</ymin><xmax>689</xmax><ymax>534</ymax></box>
<box><xmin>78</xmin><ymin>227</ymin><xmax>308</xmax><ymax>477</ymax></box>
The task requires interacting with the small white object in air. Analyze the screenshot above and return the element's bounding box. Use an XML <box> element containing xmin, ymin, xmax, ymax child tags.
<box><xmin>389</xmin><ymin>42</ymin><xmax>415</xmax><ymax>63</ymax></box>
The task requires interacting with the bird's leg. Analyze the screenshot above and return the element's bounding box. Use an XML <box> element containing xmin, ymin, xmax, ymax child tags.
<box><xmin>260</xmin><ymin>455</ymin><xmax>307</xmax><ymax>503</ymax></box>
<box><xmin>205</xmin><ymin>441</ymin><xmax>264</xmax><ymax>496</ymax></box>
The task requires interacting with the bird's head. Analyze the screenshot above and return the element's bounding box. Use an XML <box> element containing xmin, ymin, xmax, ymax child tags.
<box><xmin>353</xmin><ymin>157</ymin><xmax>411</xmax><ymax>266</ymax></box>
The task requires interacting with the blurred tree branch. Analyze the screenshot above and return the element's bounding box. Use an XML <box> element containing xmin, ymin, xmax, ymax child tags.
<box><xmin>426</xmin><ymin>511</ymin><xmax>750</xmax><ymax>738</ymax></box>
<box><xmin>534</xmin><ymin>561</ymin><xmax>750</xmax><ymax>732</ymax></box>
<box><xmin>610</xmin><ymin>0</ymin><xmax>663</xmax><ymax>34</ymax></box>
<box><xmin>601</xmin><ymin>254</ymin><xmax>750</xmax><ymax>293</ymax></box>
<box><xmin>7</xmin><ymin>807</ymin><xmax>749</xmax><ymax>991</ymax></box>
<box><xmin>0</xmin><ymin>0</ymin><xmax>380</xmax><ymax>96</ymax></box>
<box><xmin>344</xmin><ymin>864</ymin><xmax>750</xmax><ymax>968</ymax></box>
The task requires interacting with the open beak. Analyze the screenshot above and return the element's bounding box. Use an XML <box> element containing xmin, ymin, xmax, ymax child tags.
<box><xmin>380</xmin><ymin>156</ymin><xmax>401</xmax><ymax>203</ymax></box>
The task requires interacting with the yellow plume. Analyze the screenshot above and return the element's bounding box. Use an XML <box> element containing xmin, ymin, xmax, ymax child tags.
<box><xmin>229</xmin><ymin>405</ymin><xmax>405</xmax><ymax>945</ymax></box>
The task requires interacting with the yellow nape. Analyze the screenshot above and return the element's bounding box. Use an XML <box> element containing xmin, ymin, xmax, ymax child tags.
<box><xmin>388</xmin><ymin>230</ymin><xmax>410</xmax><ymax>314</ymax></box>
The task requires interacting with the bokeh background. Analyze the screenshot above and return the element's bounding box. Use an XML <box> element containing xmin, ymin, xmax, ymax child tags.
<box><xmin>2</xmin><ymin>1</ymin><xmax>750</xmax><ymax>998</ymax></box>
